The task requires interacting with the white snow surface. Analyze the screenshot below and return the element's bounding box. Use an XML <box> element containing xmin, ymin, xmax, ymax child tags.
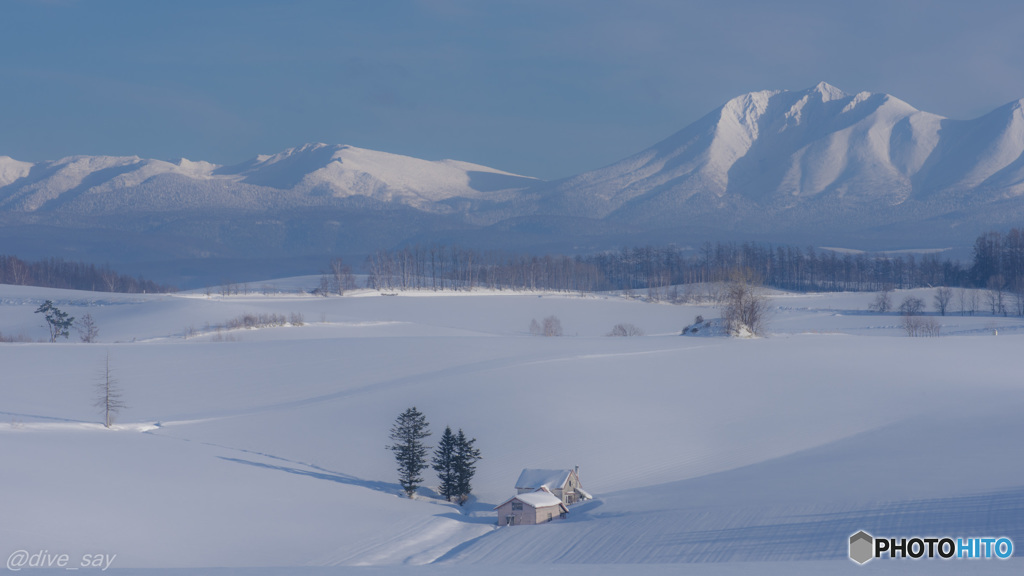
<box><xmin>0</xmin><ymin>283</ymin><xmax>1022</xmax><ymax>575</ymax></box>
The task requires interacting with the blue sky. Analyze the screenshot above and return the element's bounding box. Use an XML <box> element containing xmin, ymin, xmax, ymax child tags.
<box><xmin>3</xmin><ymin>0</ymin><xmax>1024</xmax><ymax>180</ymax></box>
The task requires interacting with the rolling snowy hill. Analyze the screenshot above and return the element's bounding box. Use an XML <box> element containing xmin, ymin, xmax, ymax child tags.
<box><xmin>0</xmin><ymin>281</ymin><xmax>1022</xmax><ymax>575</ymax></box>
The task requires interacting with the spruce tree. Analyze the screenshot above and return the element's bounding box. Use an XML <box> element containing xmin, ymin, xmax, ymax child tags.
<box><xmin>453</xmin><ymin>429</ymin><xmax>481</xmax><ymax>505</ymax></box>
<box><xmin>387</xmin><ymin>407</ymin><xmax>431</xmax><ymax>498</ymax></box>
<box><xmin>432</xmin><ymin>426</ymin><xmax>458</xmax><ymax>501</ymax></box>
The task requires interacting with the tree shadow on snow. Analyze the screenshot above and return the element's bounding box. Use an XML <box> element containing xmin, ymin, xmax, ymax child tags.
<box><xmin>218</xmin><ymin>456</ymin><xmax>401</xmax><ymax>496</ymax></box>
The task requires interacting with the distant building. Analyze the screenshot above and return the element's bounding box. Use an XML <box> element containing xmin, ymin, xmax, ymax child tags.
<box><xmin>514</xmin><ymin>467</ymin><xmax>591</xmax><ymax>506</ymax></box>
<box><xmin>494</xmin><ymin>487</ymin><xmax>569</xmax><ymax>526</ymax></box>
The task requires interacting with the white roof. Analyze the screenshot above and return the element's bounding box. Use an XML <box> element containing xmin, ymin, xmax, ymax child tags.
<box><xmin>515</xmin><ymin>468</ymin><xmax>573</xmax><ymax>490</ymax></box>
<box><xmin>495</xmin><ymin>489</ymin><xmax>568</xmax><ymax>511</ymax></box>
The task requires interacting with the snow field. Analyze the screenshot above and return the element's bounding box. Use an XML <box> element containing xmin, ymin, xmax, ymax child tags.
<box><xmin>0</xmin><ymin>283</ymin><xmax>1021</xmax><ymax>573</ymax></box>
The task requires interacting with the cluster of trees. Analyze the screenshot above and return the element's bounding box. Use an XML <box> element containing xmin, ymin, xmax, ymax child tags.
<box><xmin>387</xmin><ymin>407</ymin><xmax>481</xmax><ymax>504</ymax></box>
<box><xmin>31</xmin><ymin>301</ymin><xmax>100</xmax><ymax>343</ymax></box>
<box><xmin>0</xmin><ymin>255</ymin><xmax>173</xmax><ymax>293</ymax></box>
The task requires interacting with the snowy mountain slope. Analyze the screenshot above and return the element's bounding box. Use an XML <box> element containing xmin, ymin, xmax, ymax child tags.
<box><xmin>0</xmin><ymin>143</ymin><xmax>535</xmax><ymax>216</ymax></box>
<box><xmin>6</xmin><ymin>84</ymin><xmax>1024</xmax><ymax>280</ymax></box>
<box><xmin>539</xmin><ymin>82</ymin><xmax>1024</xmax><ymax>235</ymax></box>
<box><xmin>1</xmin><ymin>283</ymin><xmax>1023</xmax><ymax>573</ymax></box>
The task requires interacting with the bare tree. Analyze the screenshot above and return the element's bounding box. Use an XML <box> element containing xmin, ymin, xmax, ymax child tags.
<box><xmin>95</xmin><ymin>352</ymin><xmax>126</xmax><ymax>428</ymax></box>
<box><xmin>986</xmin><ymin>275</ymin><xmax>1007</xmax><ymax>316</ymax></box>
<box><xmin>608</xmin><ymin>323</ymin><xmax>644</xmax><ymax>337</ymax></box>
<box><xmin>956</xmin><ymin>287</ymin><xmax>968</xmax><ymax>316</ymax></box>
<box><xmin>933</xmin><ymin>287</ymin><xmax>953</xmax><ymax>316</ymax></box>
<box><xmin>898</xmin><ymin>296</ymin><xmax>925</xmax><ymax>316</ymax></box>
<box><xmin>528</xmin><ymin>318</ymin><xmax>542</xmax><ymax>335</ymax></box>
<box><xmin>77</xmin><ymin>313</ymin><xmax>99</xmax><ymax>343</ymax></box>
<box><xmin>902</xmin><ymin>315</ymin><xmax>941</xmax><ymax>337</ymax></box>
<box><xmin>542</xmin><ymin>315</ymin><xmax>563</xmax><ymax>337</ymax></box>
<box><xmin>721</xmin><ymin>268</ymin><xmax>770</xmax><ymax>337</ymax></box>
<box><xmin>868</xmin><ymin>287</ymin><xmax>894</xmax><ymax>313</ymax></box>
<box><xmin>330</xmin><ymin>258</ymin><xmax>356</xmax><ymax>295</ymax></box>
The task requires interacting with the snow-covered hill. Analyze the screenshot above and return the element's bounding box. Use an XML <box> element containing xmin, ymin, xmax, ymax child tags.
<box><xmin>0</xmin><ymin>283</ymin><xmax>1022</xmax><ymax>575</ymax></box>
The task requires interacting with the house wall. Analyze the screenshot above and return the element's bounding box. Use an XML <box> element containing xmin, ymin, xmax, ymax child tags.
<box><xmin>495</xmin><ymin>501</ymin><xmax>563</xmax><ymax>526</ymax></box>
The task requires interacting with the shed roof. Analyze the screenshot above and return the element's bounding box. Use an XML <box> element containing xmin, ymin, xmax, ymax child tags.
<box><xmin>494</xmin><ymin>489</ymin><xmax>569</xmax><ymax>512</ymax></box>
<box><xmin>515</xmin><ymin>468</ymin><xmax>573</xmax><ymax>490</ymax></box>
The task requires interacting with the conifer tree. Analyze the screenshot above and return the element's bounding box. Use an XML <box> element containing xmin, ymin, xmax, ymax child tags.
<box><xmin>35</xmin><ymin>300</ymin><xmax>74</xmax><ymax>342</ymax></box>
<box><xmin>387</xmin><ymin>407</ymin><xmax>431</xmax><ymax>498</ymax></box>
<box><xmin>432</xmin><ymin>426</ymin><xmax>458</xmax><ymax>501</ymax></box>
<box><xmin>453</xmin><ymin>429</ymin><xmax>481</xmax><ymax>505</ymax></box>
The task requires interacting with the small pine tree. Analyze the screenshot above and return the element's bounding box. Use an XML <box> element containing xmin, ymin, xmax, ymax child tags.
<box><xmin>35</xmin><ymin>300</ymin><xmax>74</xmax><ymax>342</ymax></box>
<box><xmin>95</xmin><ymin>351</ymin><xmax>126</xmax><ymax>428</ymax></box>
<box><xmin>453</xmin><ymin>429</ymin><xmax>481</xmax><ymax>505</ymax></box>
<box><xmin>77</xmin><ymin>313</ymin><xmax>99</xmax><ymax>343</ymax></box>
<box><xmin>432</xmin><ymin>426</ymin><xmax>458</xmax><ymax>501</ymax></box>
<box><xmin>387</xmin><ymin>407</ymin><xmax>432</xmax><ymax>498</ymax></box>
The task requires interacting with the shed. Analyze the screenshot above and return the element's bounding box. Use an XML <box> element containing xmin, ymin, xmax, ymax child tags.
<box><xmin>494</xmin><ymin>488</ymin><xmax>569</xmax><ymax>526</ymax></box>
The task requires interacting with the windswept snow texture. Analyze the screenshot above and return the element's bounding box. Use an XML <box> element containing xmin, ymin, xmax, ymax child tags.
<box><xmin>0</xmin><ymin>282</ymin><xmax>1022</xmax><ymax>575</ymax></box>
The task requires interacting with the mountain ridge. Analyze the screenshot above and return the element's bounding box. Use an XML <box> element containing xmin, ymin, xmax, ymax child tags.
<box><xmin>3</xmin><ymin>82</ymin><xmax>1024</xmax><ymax>284</ymax></box>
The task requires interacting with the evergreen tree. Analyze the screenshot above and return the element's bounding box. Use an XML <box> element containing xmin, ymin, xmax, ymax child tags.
<box><xmin>387</xmin><ymin>407</ymin><xmax>431</xmax><ymax>498</ymax></box>
<box><xmin>35</xmin><ymin>300</ymin><xmax>74</xmax><ymax>342</ymax></box>
<box><xmin>432</xmin><ymin>426</ymin><xmax>458</xmax><ymax>501</ymax></box>
<box><xmin>453</xmin><ymin>429</ymin><xmax>481</xmax><ymax>505</ymax></box>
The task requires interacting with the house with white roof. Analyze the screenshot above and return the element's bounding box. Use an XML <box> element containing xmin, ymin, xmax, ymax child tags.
<box><xmin>494</xmin><ymin>487</ymin><xmax>569</xmax><ymax>526</ymax></box>
<box><xmin>515</xmin><ymin>466</ymin><xmax>591</xmax><ymax>506</ymax></box>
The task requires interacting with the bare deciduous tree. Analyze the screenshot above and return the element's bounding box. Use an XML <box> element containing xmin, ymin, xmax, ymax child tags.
<box><xmin>933</xmin><ymin>287</ymin><xmax>953</xmax><ymax>316</ymax></box>
<box><xmin>898</xmin><ymin>296</ymin><xmax>925</xmax><ymax>316</ymax></box>
<box><xmin>77</xmin><ymin>313</ymin><xmax>99</xmax><ymax>343</ymax></box>
<box><xmin>330</xmin><ymin>258</ymin><xmax>357</xmax><ymax>295</ymax></box>
<box><xmin>542</xmin><ymin>315</ymin><xmax>563</xmax><ymax>337</ymax></box>
<box><xmin>95</xmin><ymin>352</ymin><xmax>126</xmax><ymax>428</ymax></box>
<box><xmin>902</xmin><ymin>316</ymin><xmax>941</xmax><ymax>337</ymax></box>
<box><xmin>986</xmin><ymin>275</ymin><xmax>1007</xmax><ymax>316</ymax></box>
<box><xmin>608</xmin><ymin>323</ymin><xmax>644</xmax><ymax>337</ymax></box>
<box><xmin>528</xmin><ymin>318</ymin><xmax>542</xmax><ymax>335</ymax></box>
<box><xmin>868</xmin><ymin>287</ymin><xmax>894</xmax><ymax>313</ymax></box>
<box><xmin>721</xmin><ymin>268</ymin><xmax>770</xmax><ymax>337</ymax></box>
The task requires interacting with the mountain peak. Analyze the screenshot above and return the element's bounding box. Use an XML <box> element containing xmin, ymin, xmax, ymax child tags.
<box><xmin>810</xmin><ymin>81</ymin><xmax>846</xmax><ymax>102</ymax></box>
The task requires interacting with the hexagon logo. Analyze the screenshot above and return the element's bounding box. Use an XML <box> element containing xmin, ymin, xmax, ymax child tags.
<box><xmin>849</xmin><ymin>531</ymin><xmax>873</xmax><ymax>564</ymax></box>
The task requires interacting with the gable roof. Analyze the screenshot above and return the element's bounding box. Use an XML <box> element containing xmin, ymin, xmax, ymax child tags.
<box><xmin>515</xmin><ymin>468</ymin><xmax>573</xmax><ymax>491</ymax></box>
<box><xmin>494</xmin><ymin>489</ymin><xmax>569</xmax><ymax>512</ymax></box>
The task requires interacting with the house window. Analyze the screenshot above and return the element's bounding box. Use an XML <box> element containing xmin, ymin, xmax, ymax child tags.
<box><xmin>547</xmin><ymin>513</ymin><xmax>553</xmax><ymax>522</ymax></box>
<box><xmin>511</xmin><ymin>502</ymin><xmax>523</xmax><ymax>511</ymax></box>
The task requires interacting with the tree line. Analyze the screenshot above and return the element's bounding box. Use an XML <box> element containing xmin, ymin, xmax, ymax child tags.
<box><xmin>360</xmin><ymin>231</ymin><xmax>1021</xmax><ymax>296</ymax></box>
<box><xmin>0</xmin><ymin>255</ymin><xmax>173</xmax><ymax>293</ymax></box>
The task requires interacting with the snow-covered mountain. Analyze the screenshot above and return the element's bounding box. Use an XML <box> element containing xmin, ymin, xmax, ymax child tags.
<box><xmin>539</xmin><ymin>82</ymin><xmax>1024</xmax><ymax>236</ymax></box>
<box><xmin>4</xmin><ymin>83</ymin><xmax>1024</xmax><ymax>283</ymax></box>
<box><xmin>0</xmin><ymin>143</ymin><xmax>535</xmax><ymax>215</ymax></box>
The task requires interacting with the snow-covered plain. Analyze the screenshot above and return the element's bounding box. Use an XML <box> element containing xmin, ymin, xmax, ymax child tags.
<box><xmin>0</xmin><ymin>280</ymin><xmax>1021</xmax><ymax>575</ymax></box>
